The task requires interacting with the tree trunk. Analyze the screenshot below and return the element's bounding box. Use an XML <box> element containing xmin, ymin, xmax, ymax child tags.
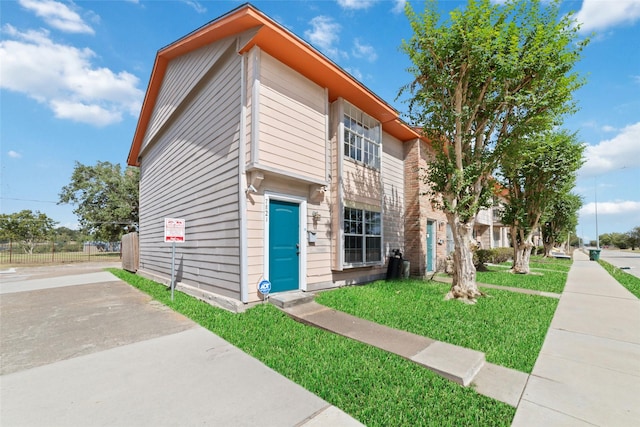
<box><xmin>445</xmin><ymin>213</ymin><xmax>482</xmax><ymax>303</ymax></box>
<box><xmin>512</xmin><ymin>239</ymin><xmax>533</xmax><ymax>274</ymax></box>
<box><xmin>543</xmin><ymin>241</ymin><xmax>554</xmax><ymax>258</ymax></box>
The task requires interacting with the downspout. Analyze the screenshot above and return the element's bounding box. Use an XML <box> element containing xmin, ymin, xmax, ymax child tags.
<box><xmin>379</xmin><ymin>122</ymin><xmax>384</xmax><ymax>263</ymax></box>
<box><xmin>238</xmin><ymin>43</ymin><xmax>249</xmax><ymax>304</ymax></box>
<box><xmin>418</xmin><ymin>137</ymin><xmax>425</xmax><ymax>274</ymax></box>
<box><xmin>250</xmin><ymin>47</ymin><xmax>260</xmax><ymax>165</ymax></box>
<box><xmin>324</xmin><ymin>88</ymin><xmax>330</xmax><ymax>183</ymax></box>
<box><xmin>337</xmin><ymin>99</ymin><xmax>345</xmax><ymax>269</ymax></box>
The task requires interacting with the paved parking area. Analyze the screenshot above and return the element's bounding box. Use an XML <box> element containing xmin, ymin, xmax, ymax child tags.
<box><xmin>1</xmin><ymin>274</ymin><xmax>194</xmax><ymax>375</ymax></box>
<box><xmin>0</xmin><ymin>265</ymin><xmax>361</xmax><ymax>427</ymax></box>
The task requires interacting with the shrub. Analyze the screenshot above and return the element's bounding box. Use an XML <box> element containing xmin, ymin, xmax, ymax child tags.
<box><xmin>475</xmin><ymin>248</ymin><xmax>513</xmax><ymax>269</ymax></box>
<box><xmin>493</xmin><ymin>247</ymin><xmax>513</xmax><ymax>263</ymax></box>
<box><xmin>475</xmin><ymin>249</ymin><xmax>493</xmax><ymax>269</ymax></box>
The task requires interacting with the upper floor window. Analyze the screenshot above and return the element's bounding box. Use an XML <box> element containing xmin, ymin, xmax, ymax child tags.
<box><xmin>343</xmin><ymin>103</ymin><xmax>381</xmax><ymax>169</ymax></box>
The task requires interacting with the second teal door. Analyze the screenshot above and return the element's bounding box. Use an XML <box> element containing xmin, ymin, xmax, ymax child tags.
<box><xmin>269</xmin><ymin>199</ymin><xmax>300</xmax><ymax>293</ymax></box>
<box><xmin>426</xmin><ymin>220</ymin><xmax>435</xmax><ymax>272</ymax></box>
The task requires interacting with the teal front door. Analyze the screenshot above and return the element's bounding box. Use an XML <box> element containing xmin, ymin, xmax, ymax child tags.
<box><xmin>269</xmin><ymin>199</ymin><xmax>300</xmax><ymax>293</ymax></box>
<box><xmin>426</xmin><ymin>220</ymin><xmax>435</xmax><ymax>272</ymax></box>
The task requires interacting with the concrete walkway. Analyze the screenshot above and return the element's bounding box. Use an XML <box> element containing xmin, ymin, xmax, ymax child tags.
<box><xmin>0</xmin><ymin>265</ymin><xmax>362</xmax><ymax>427</ymax></box>
<box><xmin>512</xmin><ymin>250</ymin><xmax>640</xmax><ymax>426</ymax></box>
<box><xmin>274</xmin><ymin>295</ymin><xmax>529</xmax><ymax>408</ymax></box>
<box><xmin>276</xmin><ymin>250</ymin><xmax>640</xmax><ymax>425</ymax></box>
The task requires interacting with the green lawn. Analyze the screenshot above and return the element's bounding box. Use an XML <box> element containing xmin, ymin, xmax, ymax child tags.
<box><xmin>478</xmin><ymin>256</ymin><xmax>571</xmax><ymax>293</ymax></box>
<box><xmin>316</xmin><ymin>280</ymin><xmax>557</xmax><ymax>373</ymax></box>
<box><xmin>107</xmin><ymin>268</ymin><xmax>515</xmax><ymax>426</ymax></box>
<box><xmin>598</xmin><ymin>259</ymin><xmax>640</xmax><ymax>298</ymax></box>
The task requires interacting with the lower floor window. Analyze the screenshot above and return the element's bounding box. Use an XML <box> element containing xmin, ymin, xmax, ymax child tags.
<box><xmin>344</xmin><ymin>207</ymin><xmax>381</xmax><ymax>264</ymax></box>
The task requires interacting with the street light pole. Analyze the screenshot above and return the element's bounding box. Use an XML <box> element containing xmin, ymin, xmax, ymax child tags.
<box><xmin>595</xmin><ymin>176</ymin><xmax>599</xmax><ymax>249</ymax></box>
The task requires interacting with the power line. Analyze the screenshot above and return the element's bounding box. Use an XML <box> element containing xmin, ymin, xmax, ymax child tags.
<box><xmin>1</xmin><ymin>197</ymin><xmax>69</xmax><ymax>204</ymax></box>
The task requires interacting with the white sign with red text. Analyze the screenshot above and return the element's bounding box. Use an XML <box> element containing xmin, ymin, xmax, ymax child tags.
<box><xmin>164</xmin><ymin>218</ymin><xmax>186</xmax><ymax>242</ymax></box>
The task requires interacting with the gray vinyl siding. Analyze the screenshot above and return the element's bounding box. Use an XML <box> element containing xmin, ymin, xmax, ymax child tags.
<box><xmin>138</xmin><ymin>37</ymin><xmax>243</xmax><ymax>299</ymax></box>
<box><xmin>141</xmin><ymin>37</ymin><xmax>236</xmax><ymax>153</ymax></box>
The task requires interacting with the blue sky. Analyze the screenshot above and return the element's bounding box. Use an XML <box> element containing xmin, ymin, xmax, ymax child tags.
<box><xmin>1</xmin><ymin>0</ymin><xmax>639</xmax><ymax>243</ymax></box>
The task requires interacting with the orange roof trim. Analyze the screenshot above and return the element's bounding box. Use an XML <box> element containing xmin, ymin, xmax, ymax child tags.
<box><xmin>128</xmin><ymin>3</ymin><xmax>421</xmax><ymax>166</ymax></box>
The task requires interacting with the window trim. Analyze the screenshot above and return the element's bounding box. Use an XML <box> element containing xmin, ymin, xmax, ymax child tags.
<box><xmin>343</xmin><ymin>206</ymin><xmax>382</xmax><ymax>267</ymax></box>
<box><xmin>342</xmin><ymin>103</ymin><xmax>381</xmax><ymax>170</ymax></box>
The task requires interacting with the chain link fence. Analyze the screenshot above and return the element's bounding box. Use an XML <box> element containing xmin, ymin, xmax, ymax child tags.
<box><xmin>0</xmin><ymin>239</ymin><xmax>121</xmax><ymax>265</ymax></box>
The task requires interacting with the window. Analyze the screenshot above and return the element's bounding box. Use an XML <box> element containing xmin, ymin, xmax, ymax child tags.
<box><xmin>446</xmin><ymin>224</ymin><xmax>454</xmax><ymax>255</ymax></box>
<box><xmin>343</xmin><ymin>104</ymin><xmax>381</xmax><ymax>169</ymax></box>
<box><xmin>493</xmin><ymin>228</ymin><xmax>502</xmax><ymax>247</ymax></box>
<box><xmin>344</xmin><ymin>207</ymin><xmax>381</xmax><ymax>264</ymax></box>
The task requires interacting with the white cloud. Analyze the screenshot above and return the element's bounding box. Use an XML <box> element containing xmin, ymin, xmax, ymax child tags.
<box><xmin>575</xmin><ymin>0</ymin><xmax>640</xmax><ymax>33</ymax></box>
<box><xmin>305</xmin><ymin>16</ymin><xmax>346</xmax><ymax>60</ymax></box>
<box><xmin>392</xmin><ymin>0</ymin><xmax>406</xmax><ymax>14</ymax></box>
<box><xmin>19</xmin><ymin>0</ymin><xmax>94</xmax><ymax>34</ymax></box>
<box><xmin>601</xmin><ymin>125</ymin><xmax>617</xmax><ymax>133</ymax></box>
<box><xmin>352</xmin><ymin>39</ymin><xmax>377</xmax><ymax>62</ymax></box>
<box><xmin>580</xmin><ymin>122</ymin><xmax>640</xmax><ymax>177</ymax></box>
<box><xmin>0</xmin><ymin>25</ymin><xmax>144</xmax><ymax>126</ymax></box>
<box><xmin>337</xmin><ymin>0</ymin><xmax>377</xmax><ymax>10</ymax></box>
<box><xmin>345</xmin><ymin>67</ymin><xmax>363</xmax><ymax>82</ymax></box>
<box><xmin>580</xmin><ymin>201</ymin><xmax>640</xmax><ymax>216</ymax></box>
<box><xmin>8</xmin><ymin>150</ymin><xmax>22</xmax><ymax>159</ymax></box>
<box><xmin>180</xmin><ymin>0</ymin><xmax>206</xmax><ymax>14</ymax></box>
<box><xmin>50</xmin><ymin>100</ymin><xmax>123</xmax><ymax>127</ymax></box>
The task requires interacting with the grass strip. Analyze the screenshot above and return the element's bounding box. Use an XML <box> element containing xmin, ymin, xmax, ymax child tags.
<box><xmin>107</xmin><ymin>268</ymin><xmax>515</xmax><ymax>426</ymax></box>
<box><xmin>479</xmin><ymin>256</ymin><xmax>571</xmax><ymax>294</ymax></box>
<box><xmin>316</xmin><ymin>280</ymin><xmax>556</xmax><ymax>373</ymax></box>
<box><xmin>598</xmin><ymin>260</ymin><xmax>640</xmax><ymax>298</ymax></box>
<box><xmin>476</xmin><ymin>269</ymin><xmax>567</xmax><ymax>294</ymax></box>
<box><xmin>495</xmin><ymin>256</ymin><xmax>572</xmax><ymax>272</ymax></box>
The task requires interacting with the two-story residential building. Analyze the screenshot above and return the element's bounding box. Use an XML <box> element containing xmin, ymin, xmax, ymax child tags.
<box><xmin>474</xmin><ymin>185</ymin><xmax>511</xmax><ymax>250</ymax></box>
<box><xmin>127</xmin><ymin>4</ymin><xmax>450</xmax><ymax>310</ymax></box>
<box><xmin>474</xmin><ymin>205</ymin><xmax>510</xmax><ymax>249</ymax></box>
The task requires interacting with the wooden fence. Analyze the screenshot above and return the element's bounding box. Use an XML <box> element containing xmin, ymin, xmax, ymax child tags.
<box><xmin>121</xmin><ymin>232</ymin><xmax>139</xmax><ymax>272</ymax></box>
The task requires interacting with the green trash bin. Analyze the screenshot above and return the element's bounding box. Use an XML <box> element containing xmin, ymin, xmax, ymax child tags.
<box><xmin>589</xmin><ymin>249</ymin><xmax>601</xmax><ymax>261</ymax></box>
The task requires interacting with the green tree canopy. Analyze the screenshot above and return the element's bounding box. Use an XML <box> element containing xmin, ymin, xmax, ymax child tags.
<box><xmin>59</xmin><ymin>161</ymin><xmax>139</xmax><ymax>242</ymax></box>
<box><xmin>601</xmin><ymin>231</ymin><xmax>636</xmax><ymax>250</ymax></box>
<box><xmin>54</xmin><ymin>226</ymin><xmax>86</xmax><ymax>242</ymax></box>
<box><xmin>499</xmin><ymin>129</ymin><xmax>584</xmax><ymax>273</ymax></box>
<box><xmin>0</xmin><ymin>210</ymin><xmax>57</xmax><ymax>254</ymax></box>
<box><xmin>541</xmin><ymin>192</ymin><xmax>582</xmax><ymax>256</ymax></box>
<box><xmin>401</xmin><ymin>0</ymin><xmax>587</xmax><ymax>301</ymax></box>
<box><xmin>627</xmin><ymin>226</ymin><xmax>640</xmax><ymax>250</ymax></box>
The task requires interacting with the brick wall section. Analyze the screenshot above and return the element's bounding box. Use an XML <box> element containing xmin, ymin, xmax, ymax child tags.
<box><xmin>404</xmin><ymin>139</ymin><xmax>450</xmax><ymax>276</ymax></box>
<box><xmin>404</xmin><ymin>139</ymin><xmax>424</xmax><ymax>276</ymax></box>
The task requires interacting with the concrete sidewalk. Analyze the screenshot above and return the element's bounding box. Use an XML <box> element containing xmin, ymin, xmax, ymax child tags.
<box><xmin>0</xmin><ymin>266</ymin><xmax>363</xmax><ymax>427</ymax></box>
<box><xmin>275</xmin><ymin>294</ymin><xmax>529</xmax><ymax>408</ymax></box>
<box><xmin>512</xmin><ymin>250</ymin><xmax>640</xmax><ymax>426</ymax></box>
<box><xmin>276</xmin><ymin>251</ymin><xmax>640</xmax><ymax>425</ymax></box>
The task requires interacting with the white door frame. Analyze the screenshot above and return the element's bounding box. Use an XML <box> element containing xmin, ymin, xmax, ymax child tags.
<box><xmin>264</xmin><ymin>192</ymin><xmax>307</xmax><ymax>291</ymax></box>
